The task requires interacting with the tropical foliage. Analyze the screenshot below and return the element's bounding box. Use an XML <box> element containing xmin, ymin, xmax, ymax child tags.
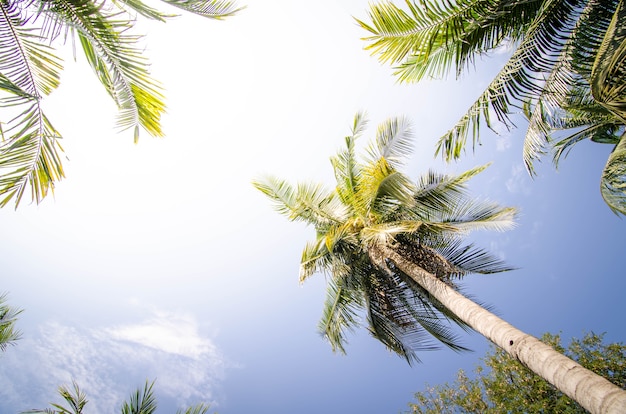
<box><xmin>407</xmin><ymin>332</ymin><xmax>626</xmax><ymax>413</ymax></box>
<box><xmin>358</xmin><ymin>0</ymin><xmax>626</xmax><ymax>215</ymax></box>
<box><xmin>254</xmin><ymin>113</ymin><xmax>517</xmax><ymax>364</ymax></box>
<box><xmin>0</xmin><ymin>293</ymin><xmax>22</xmax><ymax>352</ymax></box>
<box><xmin>22</xmin><ymin>380</ymin><xmax>213</xmax><ymax>414</ymax></box>
<box><xmin>0</xmin><ymin>0</ymin><xmax>241</xmax><ymax>208</ymax></box>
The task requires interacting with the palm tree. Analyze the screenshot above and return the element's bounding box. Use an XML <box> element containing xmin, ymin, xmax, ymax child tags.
<box><xmin>357</xmin><ymin>0</ymin><xmax>626</xmax><ymax>214</ymax></box>
<box><xmin>0</xmin><ymin>293</ymin><xmax>22</xmax><ymax>352</ymax></box>
<box><xmin>0</xmin><ymin>0</ymin><xmax>242</xmax><ymax>208</ymax></box>
<box><xmin>22</xmin><ymin>380</ymin><xmax>212</xmax><ymax>414</ymax></box>
<box><xmin>253</xmin><ymin>114</ymin><xmax>626</xmax><ymax>414</ymax></box>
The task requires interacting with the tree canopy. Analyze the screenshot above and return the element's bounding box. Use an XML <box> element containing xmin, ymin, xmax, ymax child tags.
<box><xmin>407</xmin><ymin>332</ymin><xmax>626</xmax><ymax>413</ymax></box>
<box><xmin>358</xmin><ymin>0</ymin><xmax>626</xmax><ymax>215</ymax></box>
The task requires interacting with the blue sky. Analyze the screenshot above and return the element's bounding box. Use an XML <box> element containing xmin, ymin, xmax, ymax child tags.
<box><xmin>1</xmin><ymin>1</ymin><xmax>625</xmax><ymax>413</ymax></box>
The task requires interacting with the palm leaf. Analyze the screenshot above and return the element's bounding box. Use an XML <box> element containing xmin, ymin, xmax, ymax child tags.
<box><xmin>600</xmin><ymin>133</ymin><xmax>626</xmax><ymax>215</ymax></box>
<box><xmin>160</xmin><ymin>0</ymin><xmax>243</xmax><ymax>19</ymax></box>
<box><xmin>318</xmin><ymin>272</ymin><xmax>365</xmax><ymax>354</ymax></box>
<box><xmin>176</xmin><ymin>404</ymin><xmax>211</xmax><ymax>414</ymax></box>
<box><xmin>121</xmin><ymin>380</ymin><xmax>157</xmax><ymax>414</ymax></box>
<box><xmin>43</xmin><ymin>0</ymin><xmax>166</xmax><ymax>138</ymax></box>
<box><xmin>590</xmin><ymin>0</ymin><xmax>626</xmax><ymax>122</ymax></box>
<box><xmin>365</xmin><ymin>115</ymin><xmax>413</xmax><ymax>169</ymax></box>
<box><xmin>412</xmin><ymin>164</ymin><xmax>489</xmax><ymax>217</ymax></box>
<box><xmin>0</xmin><ymin>293</ymin><xmax>22</xmax><ymax>352</ymax></box>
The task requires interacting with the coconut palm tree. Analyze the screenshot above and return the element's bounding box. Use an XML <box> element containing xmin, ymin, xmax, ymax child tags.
<box><xmin>253</xmin><ymin>114</ymin><xmax>626</xmax><ymax>414</ymax></box>
<box><xmin>0</xmin><ymin>293</ymin><xmax>22</xmax><ymax>352</ymax></box>
<box><xmin>0</xmin><ymin>0</ymin><xmax>242</xmax><ymax>208</ymax></box>
<box><xmin>22</xmin><ymin>380</ymin><xmax>212</xmax><ymax>414</ymax></box>
<box><xmin>357</xmin><ymin>0</ymin><xmax>626</xmax><ymax>214</ymax></box>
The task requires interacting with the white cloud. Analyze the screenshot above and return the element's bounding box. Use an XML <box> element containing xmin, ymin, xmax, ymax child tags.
<box><xmin>0</xmin><ymin>311</ymin><xmax>227</xmax><ymax>413</ymax></box>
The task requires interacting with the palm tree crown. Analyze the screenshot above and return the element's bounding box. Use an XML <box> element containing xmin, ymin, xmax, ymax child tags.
<box><xmin>254</xmin><ymin>113</ymin><xmax>517</xmax><ymax>363</ymax></box>
<box><xmin>0</xmin><ymin>0</ymin><xmax>242</xmax><ymax>208</ymax></box>
<box><xmin>357</xmin><ymin>0</ymin><xmax>626</xmax><ymax>215</ymax></box>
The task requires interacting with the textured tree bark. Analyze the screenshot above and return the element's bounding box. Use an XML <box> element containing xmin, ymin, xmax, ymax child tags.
<box><xmin>371</xmin><ymin>242</ymin><xmax>626</xmax><ymax>414</ymax></box>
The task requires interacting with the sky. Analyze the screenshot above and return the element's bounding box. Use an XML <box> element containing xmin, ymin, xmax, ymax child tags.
<box><xmin>1</xmin><ymin>1</ymin><xmax>625</xmax><ymax>413</ymax></box>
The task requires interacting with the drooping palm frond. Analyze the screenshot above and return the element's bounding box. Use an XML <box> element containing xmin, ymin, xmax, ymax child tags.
<box><xmin>0</xmin><ymin>1</ymin><xmax>65</xmax><ymax>207</ymax></box>
<box><xmin>600</xmin><ymin>134</ymin><xmax>626</xmax><ymax>215</ymax></box>
<box><xmin>160</xmin><ymin>0</ymin><xmax>243</xmax><ymax>19</ymax></box>
<box><xmin>318</xmin><ymin>263</ymin><xmax>367</xmax><ymax>354</ymax></box>
<box><xmin>590</xmin><ymin>0</ymin><xmax>626</xmax><ymax>123</ymax></box>
<box><xmin>432</xmin><ymin>0</ymin><xmax>584</xmax><ymax>162</ymax></box>
<box><xmin>364</xmin><ymin>268</ymin><xmax>470</xmax><ymax>365</ymax></box>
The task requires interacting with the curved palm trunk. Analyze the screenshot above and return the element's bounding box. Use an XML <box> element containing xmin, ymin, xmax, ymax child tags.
<box><xmin>370</xmin><ymin>243</ymin><xmax>626</xmax><ymax>414</ymax></box>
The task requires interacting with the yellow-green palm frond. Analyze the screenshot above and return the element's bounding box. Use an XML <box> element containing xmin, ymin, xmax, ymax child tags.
<box><xmin>23</xmin><ymin>380</ymin><xmax>89</xmax><ymax>414</ymax></box>
<box><xmin>358</xmin><ymin>0</ymin><xmax>547</xmax><ymax>82</ymax></box>
<box><xmin>0</xmin><ymin>104</ymin><xmax>64</xmax><ymax>207</ymax></box>
<box><xmin>591</xmin><ymin>0</ymin><xmax>626</xmax><ymax>123</ymax></box>
<box><xmin>359</xmin><ymin>158</ymin><xmax>416</xmax><ymax>218</ymax></box>
<box><xmin>0</xmin><ymin>293</ymin><xmax>22</xmax><ymax>352</ymax></box>
<box><xmin>0</xmin><ymin>2</ymin><xmax>63</xmax><ymax>99</ymax></box>
<box><xmin>360</xmin><ymin>220</ymin><xmax>425</xmax><ymax>246</ymax></box>
<box><xmin>331</xmin><ymin>112</ymin><xmax>367</xmax><ymax>206</ymax></box>
<box><xmin>300</xmin><ymin>224</ymin><xmax>358</xmax><ymax>283</ymax></box>
<box><xmin>44</xmin><ymin>0</ymin><xmax>166</xmax><ymax>139</ymax></box>
<box><xmin>252</xmin><ymin>176</ymin><xmax>344</xmax><ymax>227</ymax></box>
<box><xmin>601</xmin><ymin>134</ymin><xmax>626</xmax><ymax>215</ymax></box>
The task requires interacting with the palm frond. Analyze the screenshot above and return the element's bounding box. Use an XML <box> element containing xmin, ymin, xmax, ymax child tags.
<box><xmin>331</xmin><ymin>112</ymin><xmax>367</xmax><ymax>206</ymax></box>
<box><xmin>121</xmin><ymin>380</ymin><xmax>157</xmax><ymax>414</ymax></box>
<box><xmin>365</xmin><ymin>115</ymin><xmax>413</xmax><ymax>169</ymax></box>
<box><xmin>160</xmin><ymin>0</ymin><xmax>243</xmax><ymax>19</ymax></box>
<box><xmin>175</xmin><ymin>403</ymin><xmax>211</xmax><ymax>414</ymax></box>
<box><xmin>600</xmin><ymin>133</ymin><xmax>626</xmax><ymax>215</ymax></box>
<box><xmin>590</xmin><ymin>0</ymin><xmax>626</xmax><ymax>123</ymax></box>
<box><xmin>318</xmin><ymin>273</ymin><xmax>365</xmax><ymax>354</ymax></box>
<box><xmin>434</xmin><ymin>238</ymin><xmax>515</xmax><ymax>275</ymax></box>
<box><xmin>252</xmin><ymin>175</ymin><xmax>298</xmax><ymax>218</ymax></box>
<box><xmin>364</xmin><ymin>270</ymin><xmax>469</xmax><ymax>365</ymax></box>
<box><xmin>439</xmin><ymin>198</ymin><xmax>518</xmax><ymax>233</ymax></box>
<box><xmin>0</xmin><ymin>293</ymin><xmax>22</xmax><ymax>352</ymax></box>
<box><xmin>43</xmin><ymin>0</ymin><xmax>166</xmax><ymax>138</ymax></box>
<box><xmin>0</xmin><ymin>102</ymin><xmax>64</xmax><ymax>207</ymax></box>
<box><xmin>360</xmin><ymin>220</ymin><xmax>425</xmax><ymax>246</ymax></box>
<box><xmin>359</xmin><ymin>158</ymin><xmax>416</xmax><ymax>217</ymax></box>
<box><xmin>412</xmin><ymin>164</ymin><xmax>489</xmax><ymax>218</ymax></box>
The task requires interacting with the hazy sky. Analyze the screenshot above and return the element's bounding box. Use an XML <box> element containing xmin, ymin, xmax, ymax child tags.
<box><xmin>1</xmin><ymin>1</ymin><xmax>624</xmax><ymax>413</ymax></box>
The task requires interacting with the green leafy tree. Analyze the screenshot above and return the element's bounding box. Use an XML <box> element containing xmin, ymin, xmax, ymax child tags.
<box><xmin>254</xmin><ymin>113</ymin><xmax>626</xmax><ymax>413</ymax></box>
<box><xmin>357</xmin><ymin>0</ymin><xmax>626</xmax><ymax>215</ymax></box>
<box><xmin>22</xmin><ymin>380</ymin><xmax>213</xmax><ymax>414</ymax></box>
<box><xmin>0</xmin><ymin>0</ymin><xmax>242</xmax><ymax>208</ymax></box>
<box><xmin>407</xmin><ymin>332</ymin><xmax>626</xmax><ymax>413</ymax></box>
<box><xmin>0</xmin><ymin>293</ymin><xmax>22</xmax><ymax>352</ymax></box>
